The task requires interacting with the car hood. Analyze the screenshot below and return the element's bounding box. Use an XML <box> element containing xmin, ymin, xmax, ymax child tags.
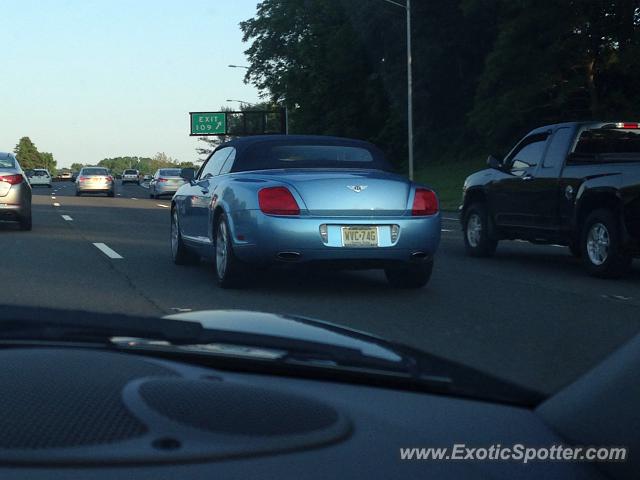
<box><xmin>164</xmin><ymin>309</ymin><xmax>404</xmax><ymax>363</ymax></box>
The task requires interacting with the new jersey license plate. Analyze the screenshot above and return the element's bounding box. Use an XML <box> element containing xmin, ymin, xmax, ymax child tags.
<box><xmin>342</xmin><ymin>226</ymin><xmax>378</xmax><ymax>247</ymax></box>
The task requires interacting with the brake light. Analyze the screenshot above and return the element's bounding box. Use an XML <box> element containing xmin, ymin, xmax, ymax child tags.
<box><xmin>79</xmin><ymin>176</ymin><xmax>88</xmax><ymax>181</ymax></box>
<box><xmin>106</xmin><ymin>175</ymin><xmax>113</xmax><ymax>182</ymax></box>
<box><xmin>157</xmin><ymin>178</ymin><xmax>167</xmax><ymax>183</ymax></box>
<box><xmin>615</xmin><ymin>122</ymin><xmax>640</xmax><ymax>129</ymax></box>
<box><xmin>412</xmin><ymin>188</ymin><xmax>438</xmax><ymax>216</ymax></box>
<box><xmin>258</xmin><ymin>187</ymin><xmax>300</xmax><ymax>215</ymax></box>
<box><xmin>0</xmin><ymin>174</ymin><xmax>22</xmax><ymax>185</ymax></box>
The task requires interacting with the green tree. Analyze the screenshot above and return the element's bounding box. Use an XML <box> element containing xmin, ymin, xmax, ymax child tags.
<box><xmin>240</xmin><ymin>0</ymin><xmax>640</xmax><ymax>168</ymax></box>
<box><xmin>14</xmin><ymin>137</ymin><xmax>41</xmax><ymax>170</ymax></box>
<box><xmin>469</xmin><ymin>0</ymin><xmax>640</xmax><ymax>151</ymax></box>
<box><xmin>70</xmin><ymin>163</ymin><xmax>85</xmax><ymax>171</ymax></box>
<box><xmin>241</xmin><ymin>0</ymin><xmax>402</xmax><ymax>158</ymax></box>
<box><xmin>39</xmin><ymin>152</ymin><xmax>56</xmax><ymax>173</ymax></box>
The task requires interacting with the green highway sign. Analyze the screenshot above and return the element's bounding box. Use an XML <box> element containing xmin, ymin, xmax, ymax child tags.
<box><xmin>190</xmin><ymin>112</ymin><xmax>226</xmax><ymax>135</ymax></box>
<box><xmin>189</xmin><ymin>109</ymin><xmax>287</xmax><ymax>136</ymax></box>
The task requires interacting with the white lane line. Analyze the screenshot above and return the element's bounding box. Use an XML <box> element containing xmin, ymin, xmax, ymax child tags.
<box><xmin>131</xmin><ymin>197</ymin><xmax>138</xmax><ymax>200</ymax></box>
<box><xmin>61</xmin><ymin>215</ymin><xmax>73</xmax><ymax>221</ymax></box>
<box><xmin>443</xmin><ymin>217</ymin><xmax>458</xmax><ymax>221</ymax></box>
<box><xmin>156</xmin><ymin>203</ymin><xmax>169</xmax><ymax>208</ymax></box>
<box><xmin>93</xmin><ymin>243</ymin><xmax>123</xmax><ymax>259</ymax></box>
<box><xmin>441</xmin><ymin>228</ymin><xmax>453</xmax><ymax>232</ymax></box>
<box><xmin>53</xmin><ymin>202</ymin><xmax>60</xmax><ymax>207</ymax></box>
<box><xmin>551</xmin><ymin>244</ymin><xmax>564</xmax><ymax>248</ymax></box>
<box><xmin>51</xmin><ymin>196</ymin><xmax>56</xmax><ymax>199</ymax></box>
<box><xmin>117</xmin><ymin>193</ymin><xmax>122</xmax><ymax>196</ymax></box>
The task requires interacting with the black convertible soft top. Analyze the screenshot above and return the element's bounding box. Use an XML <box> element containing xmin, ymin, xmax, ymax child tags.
<box><xmin>215</xmin><ymin>135</ymin><xmax>394</xmax><ymax>173</ymax></box>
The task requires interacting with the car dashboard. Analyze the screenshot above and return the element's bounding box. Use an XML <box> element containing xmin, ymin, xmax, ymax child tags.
<box><xmin>0</xmin><ymin>346</ymin><xmax>607</xmax><ymax>480</ymax></box>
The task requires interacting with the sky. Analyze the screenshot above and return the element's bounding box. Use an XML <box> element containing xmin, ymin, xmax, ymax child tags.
<box><xmin>0</xmin><ymin>0</ymin><xmax>262</xmax><ymax>167</ymax></box>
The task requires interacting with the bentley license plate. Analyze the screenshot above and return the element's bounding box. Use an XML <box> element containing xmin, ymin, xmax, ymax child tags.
<box><xmin>342</xmin><ymin>226</ymin><xmax>378</xmax><ymax>247</ymax></box>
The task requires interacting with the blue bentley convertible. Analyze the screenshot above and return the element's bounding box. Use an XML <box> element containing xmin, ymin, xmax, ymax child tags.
<box><xmin>171</xmin><ymin>135</ymin><xmax>441</xmax><ymax>288</ymax></box>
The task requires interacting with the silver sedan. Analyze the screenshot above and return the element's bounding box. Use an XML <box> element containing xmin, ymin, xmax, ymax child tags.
<box><xmin>149</xmin><ymin>168</ymin><xmax>186</xmax><ymax>199</ymax></box>
<box><xmin>75</xmin><ymin>167</ymin><xmax>115</xmax><ymax>197</ymax></box>
<box><xmin>0</xmin><ymin>152</ymin><xmax>32</xmax><ymax>230</ymax></box>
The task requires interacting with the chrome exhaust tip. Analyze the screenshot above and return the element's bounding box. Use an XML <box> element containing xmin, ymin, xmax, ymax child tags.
<box><xmin>276</xmin><ymin>251</ymin><xmax>301</xmax><ymax>262</ymax></box>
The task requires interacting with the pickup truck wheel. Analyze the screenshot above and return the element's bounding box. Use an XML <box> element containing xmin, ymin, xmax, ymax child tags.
<box><xmin>581</xmin><ymin>209</ymin><xmax>631</xmax><ymax>278</ymax></box>
<box><xmin>385</xmin><ymin>260</ymin><xmax>433</xmax><ymax>288</ymax></box>
<box><xmin>214</xmin><ymin>213</ymin><xmax>247</xmax><ymax>288</ymax></box>
<box><xmin>463</xmin><ymin>203</ymin><xmax>497</xmax><ymax>257</ymax></box>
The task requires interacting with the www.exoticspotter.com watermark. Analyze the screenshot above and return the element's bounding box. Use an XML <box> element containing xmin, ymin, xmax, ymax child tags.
<box><xmin>399</xmin><ymin>444</ymin><xmax>627</xmax><ymax>464</ymax></box>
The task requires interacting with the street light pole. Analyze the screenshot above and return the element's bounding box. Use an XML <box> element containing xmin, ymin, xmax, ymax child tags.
<box><xmin>382</xmin><ymin>0</ymin><xmax>413</xmax><ymax>180</ymax></box>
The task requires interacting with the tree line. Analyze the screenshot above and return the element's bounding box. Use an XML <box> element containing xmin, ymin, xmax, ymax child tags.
<box><xmin>240</xmin><ymin>0</ymin><xmax>640</xmax><ymax>168</ymax></box>
<box><xmin>72</xmin><ymin>153</ymin><xmax>196</xmax><ymax>176</ymax></box>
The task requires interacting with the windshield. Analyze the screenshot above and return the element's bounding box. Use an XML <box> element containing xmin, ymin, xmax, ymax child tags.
<box><xmin>574</xmin><ymin>128</ymin><xmax>640</xmax><ymax>155</ymax></box>
<box><xmin>158</xmin><ymin>169</ymin><xmax>181</xmax><ymax>177</ymax></box>
<box><xmin>81</xmin><ymin>168</ymin><xmax>109</xmax><ymax>176</ymax></box>
<box><xmin>0</xmin><ymin>156</ymin><xmax>15</xmax><ymax>169</ymax></box>
<box><xmin>235</xmin><ymin>143</ymin><xmax>391</xmax><ymax>172</ymax></box>
<box><xmin>0</xmin><ymin>1</ymin><xmax>638</xmax><ymax>413</ymax></box>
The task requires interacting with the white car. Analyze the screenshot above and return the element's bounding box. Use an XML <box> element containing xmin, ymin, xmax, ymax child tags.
<box><xmin>122</xmin><ymin>169</ymin><xmax>140</xmax><ymax>185</ymax></box>
<box><xmin>27</xmin><ymin>169</ymin><xmax>52</xmax><ymax>188</ymax></box>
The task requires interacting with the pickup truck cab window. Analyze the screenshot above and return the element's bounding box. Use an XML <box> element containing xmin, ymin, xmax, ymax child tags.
<box><xmin>543</xmin><ymin>128</ymin><xmax>572</xmax><ymax>169</ymax></box>
<box><xmin>574</xmin><ymin>128</ymin><xmax>640</xmax><ymax>156</ymax></box>
<box><xmin>507</xmin><ymin>134</ymin><xmax>549</xmax><ymax>174</ymax></box>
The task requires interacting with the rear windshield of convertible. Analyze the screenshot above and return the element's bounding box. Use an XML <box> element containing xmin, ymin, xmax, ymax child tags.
<box><xmin>234</xmin><ymin>142</ymin><xmax>393</xmax><ymax>172</ymax></box>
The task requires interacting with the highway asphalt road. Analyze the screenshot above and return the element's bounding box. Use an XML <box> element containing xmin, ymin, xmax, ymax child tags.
<box><xmin>1</xmin><ymin>180</ymin><xmax>639</xmax><ymax>396</ymax></box>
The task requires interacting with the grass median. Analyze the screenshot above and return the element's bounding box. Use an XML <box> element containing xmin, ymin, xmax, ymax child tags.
<box><xmin>414</xmin><ymin>157</ymin><xmax>485</xmax><ymax>211</ymax></box>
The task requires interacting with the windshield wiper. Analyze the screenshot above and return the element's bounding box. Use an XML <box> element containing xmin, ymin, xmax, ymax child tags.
<box><xmin>0</xmin><ymin>306</ymin><xmax>426</xmax><ymax>379</ymax></box>
<box><xmin>0</xmin><ymin>306</ymin><xmax>540</xmax><ymax>405</ymax></box>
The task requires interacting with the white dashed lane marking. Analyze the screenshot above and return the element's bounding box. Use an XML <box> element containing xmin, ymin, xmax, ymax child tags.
<box><xmin>92</xmin><ymin>243</ymin><xmax>123</xmax><ymax>259</ymax></box>
<box><xmin>61</xmin><ymin>215</ymin><xmax>73</xmax><ymax>221</ymax></box>
<box><xmin>53</xmin><ymin>202</ymin><xmax>60</xmax><ymax>207</ymax></box>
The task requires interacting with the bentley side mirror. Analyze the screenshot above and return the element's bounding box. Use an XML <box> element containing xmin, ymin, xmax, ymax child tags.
<box><xmin>180</xmin><ymin>168</ymin><xmax>196</xmax><ymax>182</ymax></box>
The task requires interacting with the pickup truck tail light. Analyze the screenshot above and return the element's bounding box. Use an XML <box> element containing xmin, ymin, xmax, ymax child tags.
<box><xmin>0</xmin><ymin>174</ymin><xmax>23</xmax><ymax>185</ymax></box>
<box><xmin>615</xmin><ymin>122</ymin><xmax>640</xmax><ymax>129</ymax></box>
<box><xmin>258</xmin><ymin>187</ymin><xmax>300</xmax><ymax>216</ymax></box>
<box><xmin>412</xmin><ymin>188</ymin><xmax>439</xmax><ymax>216</ymax></box>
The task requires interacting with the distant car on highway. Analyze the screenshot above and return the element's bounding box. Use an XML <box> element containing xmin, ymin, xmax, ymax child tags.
<box><xmin>0</xmin><ymin>152</ymin><xmax>32</xmax><ymax>230</ymax></box>
<box><xmin>75</xmin><ymin>167</ymin><xmax>115</xmax><ymax>197</ymax></box>
<box><xmin>27</xmin><ymin>168</ymin><xmax>52</xmax><ymax>188</ymax></box>
<box><xmin>58</xmin><ymin>170</ymin><xmax>73</xmax><ymax>181</ymax></box>
<box><xmin>171</xmin><ymin>135</ymin><xmax>441</xmax><ymax>288</ymax></box>
<box><xmin>460</xmin><ymin>121</ymin><xmax>640</xmax><ymax>277</ymax></box>
<box><xmin>143</xmin><ymin>174</ymin><xmax>152</xmax><ymax>182</ymax></box>
<box><xmin>121</xmin><ymin>169</ymin><xmax>140</xmax><ymax>185</ymax></box>
<box><xmin>149</xmin><ymin>168</ymin><xmax>186</xmax><ymax>199</ymax></box>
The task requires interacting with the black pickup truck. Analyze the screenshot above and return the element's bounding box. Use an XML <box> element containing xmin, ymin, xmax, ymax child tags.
<box><xmin>460</xmin><ymin>121</ymin><xmax>640</xmax><ymax>277</ymax></box>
